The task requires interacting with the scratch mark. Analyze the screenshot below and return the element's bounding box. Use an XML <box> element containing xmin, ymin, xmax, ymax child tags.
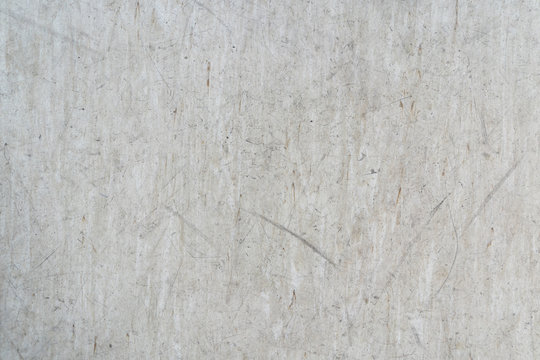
<box><xmin>163</xmin><ymin>264</ymin><xmax>182</xmax><ymax>311</ymax></box>
<box><xmin>389</xmin><ymin>95</ymin><xmax>412</xmax><ymax>106</ymax></box>
<box><xmin>7</xmin><ymin>279</ymin><xmax>22</xmax><ymax>301</ymax></box>
<box><xmin>462</xmin><ymin>159</ymin><xmax>521</xmax><ymax>233</ymax></box>
<box><xmin>358</xmin><ymin>153</ymin><xmax>366</xmax><ymax>162</ymax></box>
<box><xmin>374</xmin><ymin>194</ymin><xmax>452</xmax><ymax>303</ymax></box>
<box><xmin>433</xmin><ymin>205</ymin><xmax>459</xmax><ymax>297</ymax></box>
<box><xmin>326</xmin><ymin>60</ymin><xmax>352</xmax><ymax>80</ymax></box>
<box><xmin>32</xmin><ymin>248</ymin><xmax>57</xmax><ymax>271</ymax></box>
<box><xmin>345</xmin><ymin>309</ymin><xmax>354</xmax><ymax>346</ymax></box>
<box><xmin>9</xmin><ymin>340</ymin><xmax>24</xmax><ymax>360</ymax></box>
<box><xmin>161</xmin><ymin>170</ymin><xmax>182</xmax><ymax>190</ymax></box>
<box><xmin>288</xmin><ymin>289</ymin><xmax>296</xmax><ymax>309</ymax></box>
<box><xmin>428</xmin><ymin>194</ymin><xmax>449</xmax><ymax>222</ymax></box>
<box><xmin>480</xmin><ymin>114</ymin><xmax>489</xmax><ymax>145</ymax></box>
<box><xmin>207</xmin><ymin>61</ymin><xmax>211</xmax><ymax>88</ymax></box>
<box><xmin>410</xmin><ymin>325</ymin><xmax>424</xmax><ymax>348</ymax></box>
<box><xmin>164</xmin><ymin>206</ymin><xmax>212</xmax><ymax>245</ymax></box>
<box><xmin>376</xmin><ymin>160</ymin><xmax>520</xmax><ymax>302</ymax></box>
<box><xmin>144</xmin><ymin>46</ymin><xmax>171</xmax><ymax>91</ymax></box>
<box><xmin>134</xmin><ymin>1</ymin><xmax>140</xmax><ymax>19</ymax></box>
<box><xmin>0</xmin><ymin>9</ymin><xmax>101</xmax><ymax>54</ymax></box>
<box><xmin>94</xmin><ymin>336</ymin><xmax>97</xmax><ymax>354</ymax></box>
<box><xmin>246</xmin><ymin>210</ymin><xmax>336</xmax><ymax>266</ymax></box>
<box><xmin>474</xmin><ymin>99</ymin><xmax>489</xmax><ymax>145</ymax></box>
<box><xmin>191</xmin><ymin>0</ymin><xmax>231</xmax><ymax>33</ymax></box>
<box><xmin>454</xmin><ymin>0</ymin><xmax>459</xmax><ymax>31</ymax></box>
<box><xmin>116</xmin><ymin>207</ymin><xmax>157</xmax><ymax>236</ymax></box>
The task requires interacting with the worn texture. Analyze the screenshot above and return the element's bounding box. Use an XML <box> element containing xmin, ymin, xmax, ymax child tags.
<box><xmin>1</xmin><ymin>0</ymin><xmax>540</xmax><ymax>359</ymax></box>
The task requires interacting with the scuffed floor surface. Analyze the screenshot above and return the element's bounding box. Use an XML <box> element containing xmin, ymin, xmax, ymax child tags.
<box><xmin>2</xmin><ymin>1</ymin><xmax>540</xmax><ymax>358</ymax></box>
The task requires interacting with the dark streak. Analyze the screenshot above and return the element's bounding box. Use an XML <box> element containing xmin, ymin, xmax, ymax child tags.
<box><xmin>247</xmin><ymin>210</ymin><xmax>336</xmax><ymax>266</ymax></box>
<box><xmin>395</xmin><ymin>186</ymin><xmax>402</xmax><ymax>206</ymax></box>
<box><xmin>288</xmin><ymin>289</ymin><xmax>296</xmax><ymax>309</ymax></box>
<box><xmin>454</xmin><ymin>0</ymin><xmax>459</xmax><ymax>31</ymax></box>
<box><xmin>358</xmin><ymin>153</ymin><xmax>366</xmax><ymax>162</ymax></box>
<box><xmin>207</xmin><ymin>61</ymin><xmax>211</xmax><ymax>88</ymax></box>
<box><xmin>365</xmin><ymin>169</ymin><xmax>379</xmax><ymax>175</ymax></box>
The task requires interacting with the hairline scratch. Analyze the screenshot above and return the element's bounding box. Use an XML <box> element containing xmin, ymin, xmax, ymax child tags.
<box><xmin>245</xmin><ymin>210</ymin><xmax>336</xmax><ymax>266</ymax></box>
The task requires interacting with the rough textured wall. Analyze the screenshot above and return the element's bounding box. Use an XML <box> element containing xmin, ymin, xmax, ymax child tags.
<box><xmin>1</xmin><ymin>0</ymin><xmax>540</xmax><ymax>359</ymax></box>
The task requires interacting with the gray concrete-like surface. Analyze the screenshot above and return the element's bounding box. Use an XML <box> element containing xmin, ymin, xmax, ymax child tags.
<box><xmin>2</xmin><ymin>1</ymin><xmax>540</xmax><ymax>358</ymax></box>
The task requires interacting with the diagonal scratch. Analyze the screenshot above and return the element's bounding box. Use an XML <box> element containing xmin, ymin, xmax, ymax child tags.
<box><xmin>373</xmin><ymin>194</ymin><xmax>454</xmax><ymax>303</ymax></box>
<box><xmin>143</xmin><ymin>46</ymin><xmax>171</xmax><ymax>92</ymax></box>
<box><xmin>432</xmin><ymin>204</ymin><xmax>459</xmax><ymax>298</ymax></box>
<box><xmin>190</xmin><ymin>0</ymin><xmax>231</xmax><ymax>33</ymax></box>
<box><xmin>373</xmin><ymin>158</ymin><xmax>521</xmax><ymax>303</ymax></box>
<box><xmin>163</xmin><ymin>263</ymin><xmax>182</xmax><ymax>312</ymax></box>
<box><xmin>246</xmin><ymin>210</ymin><xmax>336</xmax><ymax>266</ymax></box>
<box><xmin>428</xmin><ymin>193</ymin><xmax>449</xmax><ymax>223</ymax></box>
<box><xmin>32</xmin><ymin>248</ymin><xmax>57</xmax><ymax>271</ymax></box>
<box><xmin>164</xmin><ymin>205</ymin><xmax>212</xmax><ymax>244</ymax></box>
<box><xmin>0</xmin><ymin>9</ymin><xmax>101</xmax><ymax>55</ymax></box>
<box><xmin>462</xmin><ymin>159</ymin><xmax>521</xmax><ymax>233</ymax></box>
<box><xmin>430</xmin><ymin>159</ymin><xmax>521</xmax><ymax>298</ymax></box>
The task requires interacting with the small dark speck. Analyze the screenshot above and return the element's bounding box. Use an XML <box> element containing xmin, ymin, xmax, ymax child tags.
<box><xmin>39</xmin><ymin>134</ymin><xmax>41</xmax><ymax>139</ymax></box>
<box><xmin>184</xmin><ymin>56</ymin><xmax>188</xmax><ymax>59</ymax></box>
<box><xmin>109</xmin><ymin>344</ymin><xmax>112</xmax><ymax>348</ymax></box>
